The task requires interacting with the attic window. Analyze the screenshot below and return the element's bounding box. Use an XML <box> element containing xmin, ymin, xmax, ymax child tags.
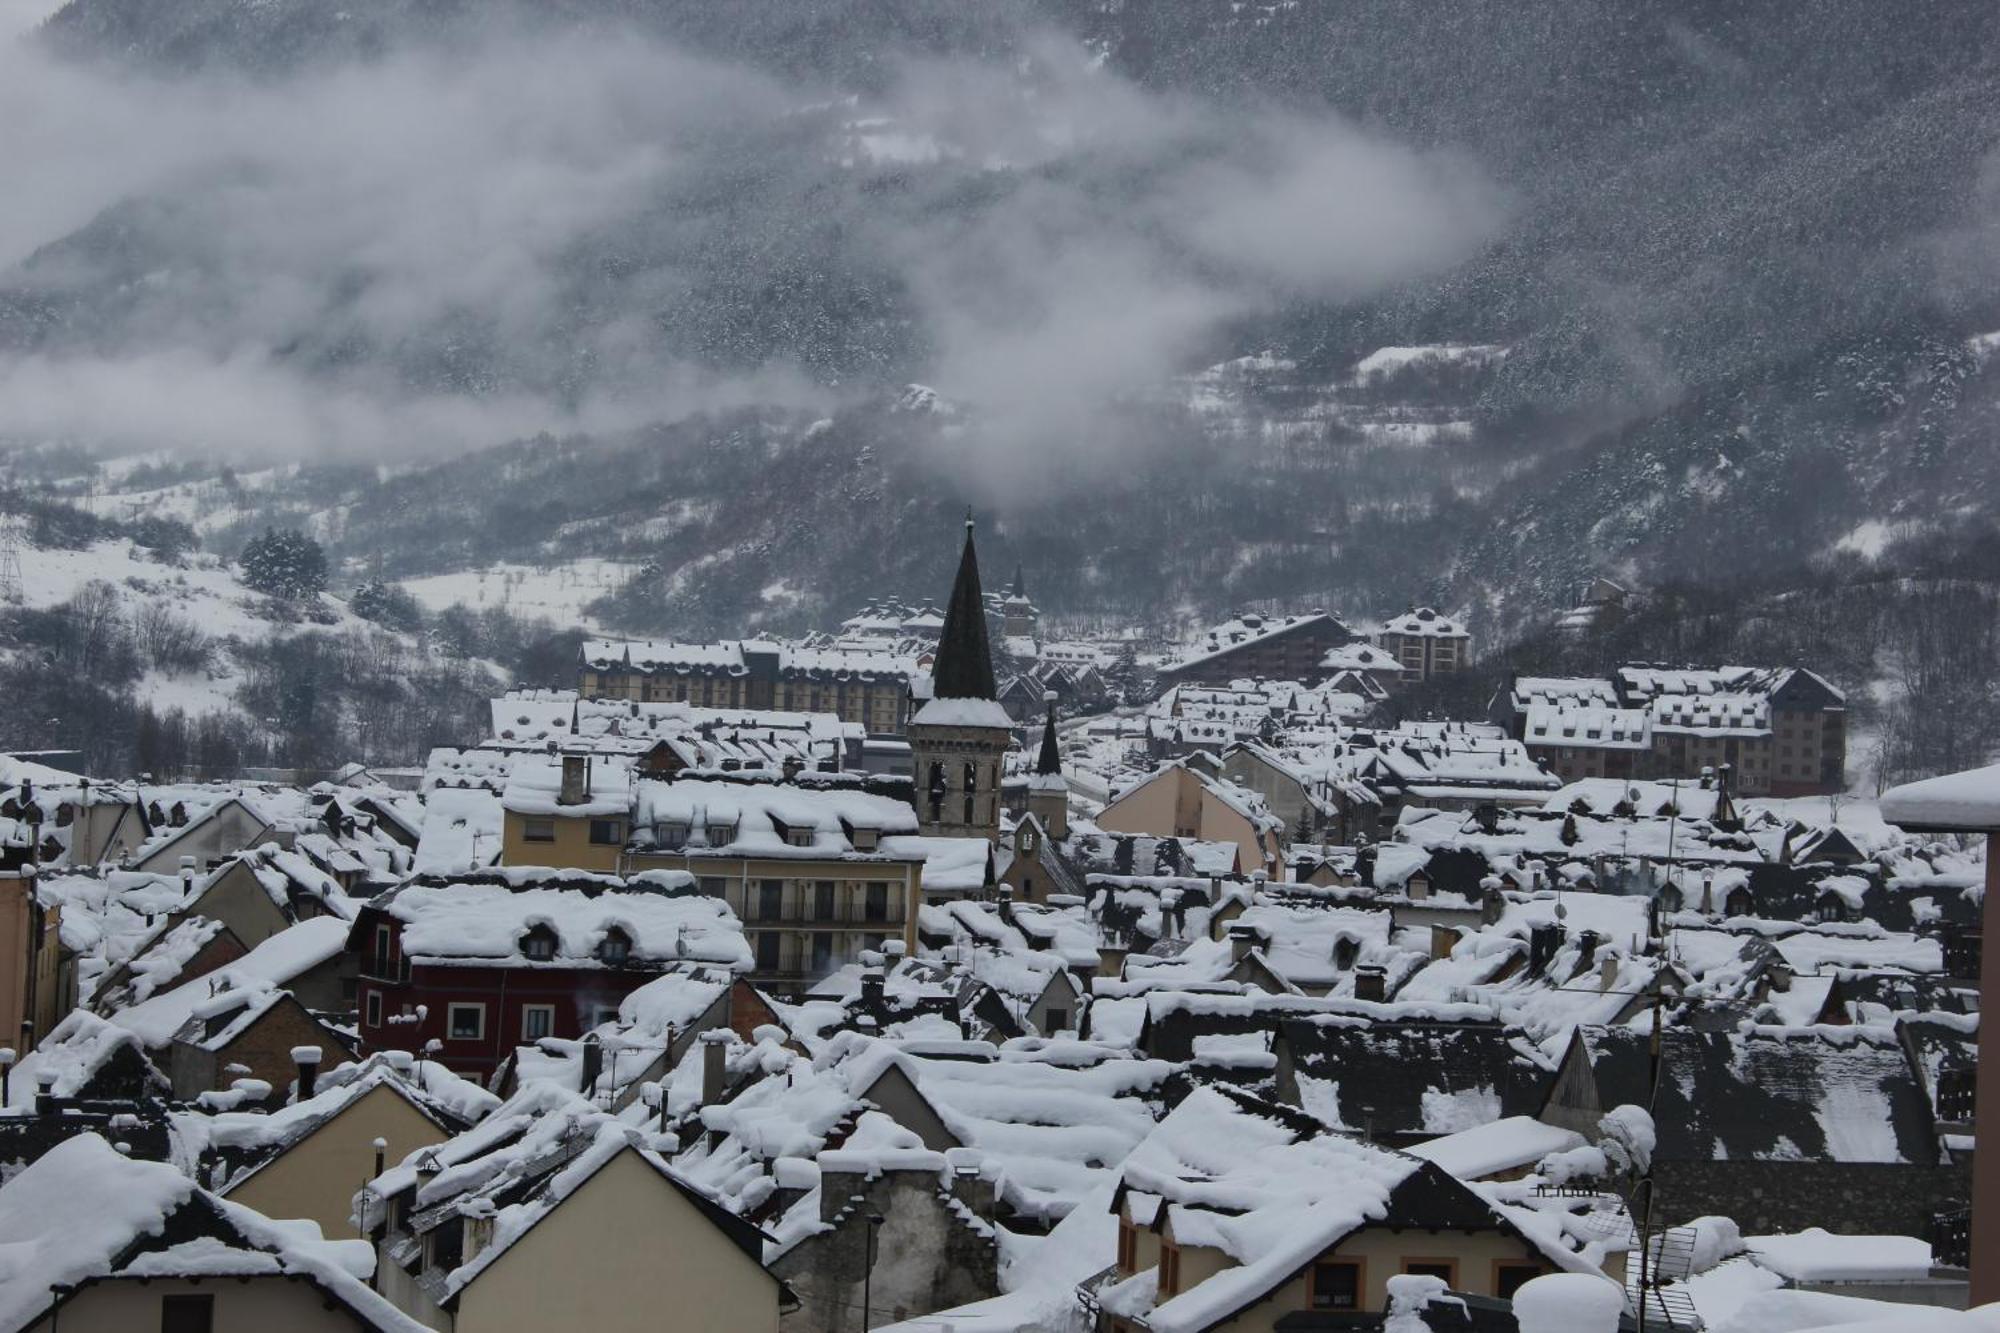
<box><xmin>520</xmin><ymin>925</ymin><xmax>559</xmax><ymax>961</ymax></box>
<box><xmin>708</xmin><ymin>821</ymin><xmax>738</xmax><ymax>846</ymax></box>
<box><xmin>787</xmin><ymin>827</ymin><xmax>817</xmax><ymax>848</ymax></box>
<box><xmin>598</xmin><ymin>927</ymin><xmax>632</xmax><ymax>965</ymax></box>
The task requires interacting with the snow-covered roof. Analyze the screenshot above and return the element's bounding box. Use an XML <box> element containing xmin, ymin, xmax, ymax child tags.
<box><xmin>0</xmin><ymin>1133</ymin><xmax>424</xmax><ymax>1332</ymax></box>
<box><xmin>911</xmin><ymin>696</ymin><xmax>1016</xmax><ymax>729</ymax></box>
<box><xmin>1378</xmin><ymin>607</ymin><xmax>1469</xmax><ymax>639</ymax></box>
<box><xmin>369</xmin><ymin>869</ymin><xmax>752</xmax><ymax>971</ymax></box>
<box><xmin>1880</xmin><ymin>763</ymin><xmax>2000</xmax><ymax>832</ymax></box>
<box><xmin>582</xmin><ymin>637</ymin><xmax>916</xmax><ymax>682</ymax></box>
<box><xmin>111</xmin><ymin>917</ymin><xmax>350</xmax><ymax>1048</ymax></box>
<box><xmin>1163</xmin><ymin>611</ymin><xmax>1344</xmax><ymax>674</ymax></box>
<box><xmin>631</xmin><ymin>779</ymin><xmax>922</xmax><ymax>860</ymax></box>
<box><xmin>499</xmin><ymin>753</ymin><xmax>635</xmax><ymax>818</ymax></box>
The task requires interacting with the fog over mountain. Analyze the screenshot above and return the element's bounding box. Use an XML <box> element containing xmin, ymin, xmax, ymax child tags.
<box><xmin>4</xmin><ymin>0</ymin><xmax>1999</xmax><ymax>635</ymax></box>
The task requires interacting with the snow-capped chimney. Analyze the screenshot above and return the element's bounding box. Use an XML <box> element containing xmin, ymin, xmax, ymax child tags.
<box><xmin>34</xmin><ymin>1069</ymin><xmax>58</xmax><ymax>1117</ymax></box>
<box><xmin>292</xmin><ymin>1045</ymin><xmax>322</xmax><ymax>1100</ymax></box>
<box><xmin>1228</xmin><ymin>922</ymin><xmax>1258</xmax><ymax>965</ymax></box>
<box><xmin>700</xmin><ymin>1031</ymin><xmax>730</xmax><ymax>1106</ymax></box>
<box><xmin>1354</xmin><ymin>966</ymin><xmax>1387</xmax><ymax>1003</ymax></box>
<box><xmin>559</xmin><ymin>754</ymin><xmax>590</xmax><ymax>806</ymax></box>
<box><xmin>859</xmin><ymin>968</ymin><xmax>887</xmax><ymax>1009</ymax></box>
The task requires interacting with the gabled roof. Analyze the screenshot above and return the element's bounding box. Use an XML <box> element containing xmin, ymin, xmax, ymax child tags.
<box><xmin>0</xmin><ymin>1133</ymin><xmax>424</xmax><ymax>1332</ymax></box>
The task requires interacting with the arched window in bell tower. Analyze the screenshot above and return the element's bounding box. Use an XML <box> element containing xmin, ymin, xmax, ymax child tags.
<box><xmin>927</xmin><ymin>761</ymin><xmax>947</xmax><ymax>822</ymax></box>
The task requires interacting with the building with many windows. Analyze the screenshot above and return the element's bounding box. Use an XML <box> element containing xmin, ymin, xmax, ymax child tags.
<box><xmin>579</xmin><ymin>638</ymin><xmax>916</xmax><ymax>736</ymax></box>
<box><xmin>1374</xmin><ymin>606</ymin><xmax>1473</xmax><ymax>681</ymax></box>
<box><xmin>1496</xmin><ymin>665</ymin><xmax>1848</xmax><ymax>796</ymax></box>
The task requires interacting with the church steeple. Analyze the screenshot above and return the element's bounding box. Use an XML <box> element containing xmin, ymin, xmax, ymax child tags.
<box><xmin>1036</xmin><ymin>694</ymin><xmax>1061</xmax><ymax>776</ymax></box>
<box><xmin>1010</xmin><ymin>562</ymin><xmax>1027</xmax><ymax>600</ymax></box>
<box><xmin>931</xmin><ymin>514</ymin><xmax>998</xmax><ymax>701</ymax></box>
<box><xmin>1027</xmin><ymin>690</ymin><xmax>1069</xmax><ymax>840</ymax></box>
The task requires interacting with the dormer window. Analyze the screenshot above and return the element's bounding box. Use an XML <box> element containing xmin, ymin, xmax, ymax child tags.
<box><xmin>708</xmin><ymin>821</ymin><xmax>738</xmax><ymax>846</ymax></box>
<box><xmin>598</xmin><ymin>927</ymin><xmax>632</xmax><ymax>965</ymax></box>
<box><xmin>787</xmin><ymin>828</ymin><xmax>816</xmax><ymax>848</ymax></box>
<box><xmin>850</xmin><ymin>825</ymin><xmax>880</xmax><ymax>852</ymax></box>
<box><xmin>658</xmin><ymin>821</ymin><xmax>690</xmax><ymax>850</ymax></box>
<box><xmin>520</xmin><ymin>924</ymin><xmax>559</xmax><ymax>961</ymax></box>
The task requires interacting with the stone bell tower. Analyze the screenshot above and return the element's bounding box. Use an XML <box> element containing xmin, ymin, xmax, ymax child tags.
<box><xmin>908</xmin><ymin>517</ymin><xmax>1014</xmax><ymax>841</ymax></box>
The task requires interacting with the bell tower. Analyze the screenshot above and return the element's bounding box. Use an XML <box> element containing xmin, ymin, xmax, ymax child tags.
<box><xmin>908</xmin><ymin>516</ymin><xmax>1014</xmax><ymax>841</ymax></box>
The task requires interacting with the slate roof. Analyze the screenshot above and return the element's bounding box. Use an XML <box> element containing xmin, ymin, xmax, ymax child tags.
<box><xmin>1279</xmin><ymin>1019</ymin><xmax>1550</xmax><ymax>1141</ymax></box>
<box><xmin>930</xmin><ymin>520</ymin><xmax>999</xmax><ymax>701</ymax></box>
<box><xmin>1565</xmin><ymin>1025</ymin><xmax>1940</xmax><ymax>1165</ymax></box>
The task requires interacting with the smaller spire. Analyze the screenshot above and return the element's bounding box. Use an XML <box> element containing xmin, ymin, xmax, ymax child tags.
<box><xmin>1036</xmin><ymin>691</ymin><xmax>1061</xmax><ymax>775</ymax></box>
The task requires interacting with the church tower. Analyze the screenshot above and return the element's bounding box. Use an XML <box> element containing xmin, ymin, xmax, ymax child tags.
<box><xmin>909</xmin><ymin>517</ymin><xmax>1014</xmax><ymax>841</ymax></box>
<box><xmin>1027</xmin><ymin>690</ymin><xmax>1069</xmax><ymax>840</ymax></box>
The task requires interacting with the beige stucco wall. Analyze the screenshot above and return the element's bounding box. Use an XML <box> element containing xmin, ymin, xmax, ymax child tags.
<box><xmin>26</xmin><ymin>1275</ymin><xmax>370</xmax><ymax>1332</ymax></box>
<box><xmin>501</xmin><ymin>810</ymin><xmax>622</xmax><ymax>873</ymax></box>
<box><xmin>453</xmin><ymin>1147</ymin><xmax>779</xmax><ymax>1333</ymax></box>
<box><xmin>225</xmin><ymin>1082</ymin><xmax>451</xmax><ymax>1241</ymax></box>
<box><xmin>186</xmin><ymin>861</ymin><xmax>296</xmax><ymax>946</ymax></box>
<box><xmin>1097</xmin><ymin>769</ymin><xmax>1202</xmax><ymax>843</ymax></box>
<box><xmin>1195</xmin><ymin>800</ymin><xmax>1274</xmax><ymax>881</ymax></box>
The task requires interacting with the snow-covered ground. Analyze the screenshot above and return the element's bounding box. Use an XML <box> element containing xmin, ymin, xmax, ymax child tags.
<box><xmin>400</xmin><ymin>558</ymin><xmax>638</xmax><ymax>630</ymax></box>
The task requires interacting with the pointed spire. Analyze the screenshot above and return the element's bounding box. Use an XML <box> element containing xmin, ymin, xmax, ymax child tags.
<box><xmin>1011</xmin><ymin>562</ymin><xmax>1027</xmax><ymax>599</ymax></box>
<box><xmin>1036</xmin><ymin>692</ymin><xmax>1061</xmax><ymax>776</ymax></box>
<box><xmin>930</xmin><ymin>515</ymin><xmax>999</xmax><ymax>700</ymax></box>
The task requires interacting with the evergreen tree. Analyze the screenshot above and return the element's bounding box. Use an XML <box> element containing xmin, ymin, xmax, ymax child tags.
<box><xmin>350</xmin><ymin>579</ymin><xmax>424</xmax><ymax>632</ymax></box>
<box><xmin>239</xmin><ymin>528</ymin><xmax>328</xmax><ymax>600</ymax></box>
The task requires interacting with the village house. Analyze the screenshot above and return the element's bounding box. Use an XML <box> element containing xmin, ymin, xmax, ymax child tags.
<box><xmin>349</xmin><ymin>868</ymin><xmax>751</xmax><ymax>1078</ymax></box>
<box><xmin>1154</xmin><ymin>612</ymin><xmax>1355</xmax><ymax>689</ymax></box>
<box><xmin>1374</xmin><ymin>607</ymin><xmax>1473</xmax><ymax>682</ymax></box>
<box><xmin>1095</xmin><ymin>761</ymin><xmax>1286</xmax><ymax>881</ymax></box>
<box><xmin>167</xmin><ymin>983</ymin><xmax>354</xmax><ymax>1101</ymax></box>
<box><xmin>623</xmin><ymin>779</ymin><xmax>926</xmax><ymax>981</ymax></box>
<box><xmin>497</xmin><ymin>753</ymin><xmax>636</xmax><ymax>874</ymax></box>
<box><xmin>204</xmin><ymin>1050</ymin><xmax>496</xmax><ymax>1240</ymax></box>
<box><xmin>579</xmin><ymin>638</ymin><xmax>915</xmax><ymax>737</ymax></box>
<box><xmin>126</xmin><ymin>793</ymin><xmax>283</xmax><ymax>875</ymax></box>
<box><xmin>0</xmin><ymin>1132</ymin><xmax>417</xmax><ymax>1332</ymax></box>
<box><xmin>364</xmin><ymin>1085</ymin><xmax>785</xmax><ymax>1333</ymax></box>
<box><xmin>1086</xmin><ymin>1086</ymin><xmax>1592</xmax><ymax>1330</ymax></box>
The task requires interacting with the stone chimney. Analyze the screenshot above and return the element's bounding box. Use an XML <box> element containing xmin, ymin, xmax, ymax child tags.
<box><xmin>559</xmin><ymin>754</ymin><xmax>590</xmax><ymax>806</ymax></box>
<box><xmin>1228</xmin><ymin>922</ymin><xmax>1258</xmax><ymax>965</ymax></box>
<box><xmin>1354</xmin><ymin>966</ymin><xmax>1387</xmax><ymax>1003</ymax></box>
<box><xmin>1097</xmin><ymin>943</ymin><xmax>1129</xmax><ymax>980</ymax></box>
<box><xmin>859</xmin><ymin>968</ymin><xmax>887</xmax><ymax>1010</ymax></box>
<box><xmin>700</xmin><ymin>1031</ymin><xmax>730</xmax><ymax>1106</ymax></box>
<box><xmin>34</xmin><ymin>1069</ymin><xmax>57</xmax><ymax>1117</ymax></box>
<box><xmin>292</xmin><ymin>1045</ymin><xmax>322</xmax><ymax>1100</ymax></box>
<box><xmin>945</xmin><ymin>1148</ymin><xmax>992</xmax><ymax>1218</ymax></box>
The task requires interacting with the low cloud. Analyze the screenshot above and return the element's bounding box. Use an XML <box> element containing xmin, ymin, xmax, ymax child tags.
<box><xmin>0</xmin><ymin>22</ymin><xmax>1508</xmax><ymax>475</ymax></box>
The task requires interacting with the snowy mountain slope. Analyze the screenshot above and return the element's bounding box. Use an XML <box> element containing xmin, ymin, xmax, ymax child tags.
<box><xmin>2</xmin><ymin>0</ymin><xmax>1997</xmax><ymax>641</ymax></box>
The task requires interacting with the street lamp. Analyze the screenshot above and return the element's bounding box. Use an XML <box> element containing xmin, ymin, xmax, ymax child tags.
<box><xmin>862</xmin><ymin>1208</ymin><xmax>885</xmax><ymax>1331</ymax></box>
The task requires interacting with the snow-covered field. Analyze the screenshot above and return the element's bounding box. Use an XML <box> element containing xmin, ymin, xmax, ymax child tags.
<box><xmin>400</xmin><ymin>558</ymin><xmax>638</xmax><ymax>630</ymax></box>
